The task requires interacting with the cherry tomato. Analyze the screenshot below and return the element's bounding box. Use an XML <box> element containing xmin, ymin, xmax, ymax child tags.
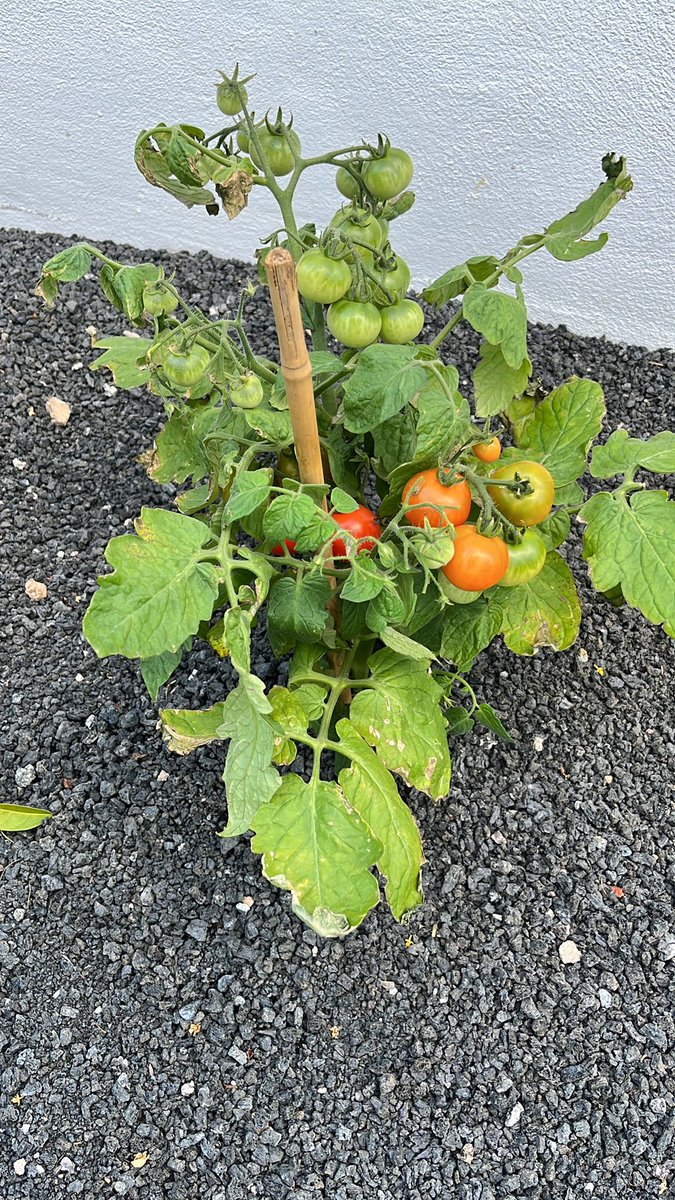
<box><xmin>271</xmin><ymin>538</ymin><xmax>296</xmax><ymax>557</ymax></box>
<box><xmin>473</xmin><ymin>435</ymin><xmax>502</xmax><ymax>464</ymax></box>
<box><xmin>499</xmin><ymin>529</ymin><xmax>547</xmax><ymax>587</ymax></box>
<box><xmin>296</xmin><ymin>248</ymin><xmax>352</xmax><ymax>305</ymax></box>
<box><xmin>275</xmin><ymin>446</ymin><xmax>331</xmax><ymax>486</ymax></box>
<box><xmin>403</xmin><ymin>469</ymin><xmax>472</xmax><ymax>529</ymax></box>
<box><xmin>236</xmin><ymin>127</ymin><xmax>251</xmax><ymax>153</ymax></box>
<box><xmin>378</xmin><ymin>299</ymin><xmax>425</xmax><ymax>344</ymax></box>
<box><xmin>332</xmin><ymin>505</ymin><xmax>381</xmax><ymax>557</ymax></box>
<box><xmin>488</xmin><ymin>460</ymin><xmax>555</xmax><ymax>527</ymax></box>
<box><xmin>438</xmin><ymin>575</ymin><xmax>483</xmax><ymax>605</ymax></box>
<box><xmin>216</xmin><ymin>81</ymin><xmax>247</xmax><ymax>116</ymax></box>
<box><xmin>442</xmin><ymin>525</ymin><xmax>510</xmax><ymax>591</ymax></box>
<box><xmin>250</xmin><ymin>127</ymin><xmax>301</xmax><ymax>177</ymax></box>
<box><xmin>229</xmin><ymin>373</ymin><xmax>264</xmax><ymax>409</ymax></box>
<box><xmin>372</xmin><ymin>255</ymin><xmax>411</xmax><ymax>304</ymax></box>
<box><xmin>336</xmin><ymin>165</ymin><xmax>361</xmax><ymax>199</ymax></box>
<box><xmin>143</xmin><ymin>283</ymin><xmax>179</xmax><ymax>317</ymax></box>
<box><xmin>362</xmin><ymin>147</ymin><xmax>414</xmax><ymax>200</ymax></box>
<box><xmin>161</xmin><ymin>343</ymin><xmax>211</xmax><ymax>390</ymax></box>
<box><xmin>330</xmin><ymin>208</ymin><xmax>385</xmax><ymax>255</ymax></box>
<box><xmin>327</xmin><ymin>300</ymin><xmax>381</xmax><ymax>348</ymax></box>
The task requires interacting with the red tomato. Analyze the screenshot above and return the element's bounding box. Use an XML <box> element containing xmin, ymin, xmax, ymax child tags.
<box><xmin>402</xmin><ymin>469</ymin><xmax>472</xmax><ymax>528</ymax></box>
<box><xmin>473</xmin><ymin>436</ymin><xmax>502</xmax><ymax>464</ymax></box>
<box><xmin>271</xmin><ymin>539</ymin><xmax>296</xmax><ymax>557</ymax></box>
<box><xmin>332</xmin><ymin>505</ymin><xmax>381</xmax><ymax>557</ymax></box>
<box><xmin>441</xmin><ymin>524</ymin><xmax>510</xmax><ymax>591</ymax></box>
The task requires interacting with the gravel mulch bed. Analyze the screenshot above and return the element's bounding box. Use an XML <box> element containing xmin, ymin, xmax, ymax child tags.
<box><xmin>1</xmin><ymin>228</ymin><xmax>674</xmax><ymax>1200</ymax></box>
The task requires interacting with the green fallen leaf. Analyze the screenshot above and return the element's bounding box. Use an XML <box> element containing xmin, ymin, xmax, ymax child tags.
<box><xmin>0</xmin><ymin>804</ymin><xmax>52</xmax><ymax>832</ymax></box>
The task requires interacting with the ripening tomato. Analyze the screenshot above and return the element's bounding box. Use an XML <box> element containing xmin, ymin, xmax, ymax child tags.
<box><xmin>378</xmin><ymin>299</ymin><xmax>425</xmax><ymax>344</ymax></box>
<box><xmin>327</xmin><ymin>300</ymin><xmax>381</xmax><ymax>348</ymax></box>
<box><xmin>332</xmin><ymin>505</ymin><xmax>381</xmax><ymax>557</ymax></box>
<box><xmin>403</xmin><ymin>470</ymin><xmax>472</xmax><ymax>529</ymax></box>
<box><xmin>296</xmin><ymin>248</ymin><xmax>352</xmax><ymax>305</ymax></box>
<box><xmin>499</xmin><ymin>529</ymin><xmax>547</xmax><ymax>587</ymax></box>
<box><xmin>250</xmin><ymin>126</ymin><xmax>301</xmax><ymax>176</ymax></box>
<box><xmin>161</xmin><ymin>343</ymin><xmax>211</xmax><ymax>389</ymax></box>
<box><xmin>488</xmin><ymin>460</ymin><xmax>555</xmax><ymax>527</ymax></box>
<box><xmin>473</xmin><ymin>436</ymin><xmax>502</xmax><ymax>464</ymax></box>
<box><xmin>229</xmin><ymin>373</ymin><xmax>264</xmax><ymax>409</ymax></box>
<box><xmin>362</xmin><ymin>147</ymin><xmax>414</xmax><ymax>200</ymax></box>
<box><xmin>441</xmin><ymin>524</ymin><xmax>510</xmax><ymax>591</ymax></box>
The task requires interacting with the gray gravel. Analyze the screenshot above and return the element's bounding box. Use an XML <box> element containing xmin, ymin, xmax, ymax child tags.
<box><xmin>1</xmin><ymin>228</ymin><xmax>674</xmax><ymax>1199</ymax></box>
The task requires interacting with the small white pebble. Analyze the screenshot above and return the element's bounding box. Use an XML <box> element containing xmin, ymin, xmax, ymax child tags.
<box><xmin>533</xmin><ymin>736</ymin><xmax>544</xmax><ymax>752</ymax></box>
<box><xmin>75</xmin><ymin>673</ymin><xmax>85</xmax><ymax>683</ymax></box>
<box><xmin>461</xmin><ymin>1143</ymin><xmax>475</xmax><ymax>1164</ymax></box>
<box><xmin>180</xmin><ymin>1081</ymin><xmax>195</xmax><ymax>1097</ymax></box>
<box><xmin>103</xmin><ymin>383</ymin><xmax>118</xmax><ymax>397</ymax></box>
<box><xmin>506</xmin><ymin>1101</ymin><xmax>523</xmax><ymax>1128</ymax></box>
<box><xmin>381</xmin><ymin>980</ymin><xmax>398</xmax><ymax>997</ymax></box>
<box><xmin>25</xmin><ymin>578</ymin><xmax>48</xmax><ymax>601</ymax></box>
<box><xmin>578</xmin><ymin>647</ymin><xmax>589</xmax><ymax>662</ymax></box>
<box><xmin>604</xmin><ymin>774</ymin><xmax>613</xmax><ymax>784</ymax></box>
<box><xmin>14</xmin><ymin>1160</ymin><xmax>27</xmax><ymax>1177</ymax></box>
<box><xmin>559</xmin><ymin>939</ymin><xmax>582</xmax><ymax>964</ymax></box>
<box><xmin>156</xmin><ymin>770</ymin><xmax>169</xmax><ymax>783</ymax></box>
<box><xmin>46</xmin><ymin>396</ymin><xmax>72</xmax><ymax>426</ymax></box>
<box><xmin>598</xmin><ymin>988</ymin><xmax>613</xmax><ymax>1009</ymax></box>
<box><xmin>236</xmin><ymin>895</ymin><xmax>254</xmax><ymax>913</ymax></box>
<box><xmin>13</xmin><ymin>458</ymin><xmax>27</xmax><ymax>470</ymax></box>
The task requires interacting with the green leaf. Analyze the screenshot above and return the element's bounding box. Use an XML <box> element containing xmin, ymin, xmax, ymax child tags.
<box><xmin>166</xmin><ymin>127</ymin><xmax>205</xmax><ymax>186</ymax></box>
<box><xmin>516</xmin><ymin>377</ymin><xmax>606</xmax><ymax>485</ymax></box>
<box><xmin>41</xmin><ymin>244</ymin><xmax>92</xmax><ymax>283</ymax></box>
<box><xmin>474</xmin><ymin>703</ymin><xmax>514</xmax><ymax>743</ymax></box>
<box><xmin>366</xmin><ymin>586</ymin><xmax>406</xmax><ymax>633</ymax></box>
<box><xmin>463</xmin><ymin>283</ymin><xmax>528</xmax><ymax>370</ymax></box>
<box><xmin>83</xmin><ymin>507</ymin><xmax>221</xmax><ymax>659</ymax></box>
<box><xmin>580</xmin><ymin>489</ymin><xmax>675</xmax><ymax>636</ymax></box>
<box><xmin>422</xmin><ymin>256</ymin><xmax>499</xmax><ymax>307</ymax></box>
<box><xmin>554</xmin><ymin>480</ymin><xmax>585</xmax><ymax>506</ymax></box>
<box><xmin>251</xmin><ymin>774</ymin><xmax>382</xmax><ymax>936</ymax></box>
<box><xmin>350</xmin><ymin>649</ymin><xmax>451</xmax><ymax>799</ymax></box>
<box><xmin>440</xmin><ymin>596</ymin><xmax>504</xmax><ymax>671</ymax></box>
<box><xmin>267</xmin><ymin>684</ymin><xmax>314</xmax><ymax>766</ymax></box>
<box><xmin>0</xmin><ymin>804</ymin><xmax>52</xmax><ymax>832</ymax></box>
<box><xmin>35</xmin><ymin>272</ymin><xmax>59</xmax><ymax>306</ymax></box>
<box><xmin>341</xmin><ymin>557</ymin><xmax>387</xmax><ymax>603</ymax></box>
<box><xmin>380</xmin><ymin>626</ymin><xmax>436</xmax><ymax>661</ymax></box>
<box><xmin>414</xmin><ymin>371</ymin><xmax>471</xmax><ymax>461</ymax></box>
<box><xmin>343</xmin><ymin>345</ymin><xmax>427</xmax><ymax>434</ymax></box>
<box><xmin>337</xmin><ymin>719</ymin><xmax>424</xmax><ymax>922</ymax></box>
<box><xmin>263</xmin><ymin>492</ymin><xmax>320</xmax><ymax>543</ymax></box>
<box><xmin>176</xmin><ymin>483</ymin><xmax>211</xmax><ymax>515</ymax></box>
<box><xmin>590</xmin><ymin>430</ymin><xmax>675</xmax><ymax>478</ymax></box>
<box><xmin>445</xmin><ymin>707</ymin><xmax>474</xmax><ymax>735</ymax></box>
<box><xmin>242</xmin><ymin>405</ymin><xmax>293</xmax><ymax>446</ymax></box>
<box><xmin>218</xmin><ymin>675</ymin><xmax>281</xmax><ymax>836</ymax></box>
<box><xmin>135</xmin><ymin>133</ymin><xmax>217</xmax><ymax>210</ymax></box>
<box><xmin>473</xmin><ymin>342</ymin><xmax>532</xmax><ymax>417</ymax></box>
<box><xmin>267</xmin><ymin>574</ymin><xmax>332</xmax><ymax>655</ymax></box>
<box><xmin>544</xmin><ymin>156</ymin><xmax>633</xmax><ymax>261</ymax></box>
<box><xmin>537</xmin><ymin>509</ymin><xmax>571</xmax><ymax>549</ymax></box>
<box><xmin>495</xmin><ymin>551</ymin><xmax>581</xmax><ymax>654</ymax></box>
<box><xmin>310</xmin><ymin>350</ymin><xmax>344</xmax><ymax>377</ymax></box>
<box><xmin>99</xmin><ymin>264</ymin><xmax>124</xmax><ymax>311</ymax></box>
<box><xmin>149</xmin><ymin>409</ymin><xmax>209</xmax><ymax>484</ymax></box>
<box><xmin>372</xmin><ymin>409</ymin><xmax>417</xmax><ymax>477</ymax></box>
<box><xmin>160</xmin><ymin>703</ymin><xmax>227</xmax><ymax>754</ymax></box>
<box><xmin>90</xmin><ymin>336</ymin><xmax>153</xmax><ymax>389</ymax></box>
<box><xmin>223</xmin><ymin>607</ymin><xmax>251</xmax><ymax>673</ymax></box>
<box><xmin>224</xmin><ymin>468</ymin><xmax>273</xmax><ymax>521</ymax></box>
<box><xmin>112</xmin><ymin>266</ymin><xmax>147</xmax><ymax>323</ymax></box>
<box><xmin>141</xmin><ymin>647</ymin><xmax>183</xmax><ymax>700</ymax></box>
<box><xmin>331</xmin><ymin>488</ymin><xmax>360</xmax><ymax>514</ymax></box>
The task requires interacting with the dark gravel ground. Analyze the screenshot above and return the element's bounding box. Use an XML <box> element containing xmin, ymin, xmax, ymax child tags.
<box><xmin>1</xmin><ymin>228</ymin><xmax>674</xmax><ymax>1200</ymax></box>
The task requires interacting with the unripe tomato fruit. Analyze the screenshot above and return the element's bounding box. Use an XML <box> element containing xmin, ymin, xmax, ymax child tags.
<box><xmin>327</xmin><ymin>300</ymin><xmax>381</xmax><ymax>348</ymax></box>
<box><xmin>216</xmin><ymin>82</ymin><xmax>247</xmax><ymax>116</ymax></box>
<box><xmin>438</xmin><ymin>574</ymin><xmax>483</xmax><ymax>604</ymax></box>
<box><xmin>143</xmin><ymin>284</ymin><xmax>179</xmax><ymax>317</ymax></box>
<box><xmin>330</xmin><ymin>208</ymin><xmax>385</xmax><ymax>255</ymax></box>
<box><xmin>161</xmin><ymin>344</ymin><xmax>211</xmax><ymax>390</ymax></box>
<box><xmin>250</xmin><ymin>127</ymin><xmax>301</xmax><ymax>177</ymax></box>
<box><xmin>499</xmin><ymin>529</ymin><xmax>547</xmax><ymax>587</ymax></box>
<box><xmin>296</xmin><ymin>248</ymin><xmax>352</xmax><ymax>305</ymax></box>
<box><xmin>236</xmin><ymin>127</ymin><xmax>251</xmax><ymax>153</ymax></box>
<box><xmin>487</xmin><ymin>460</ymin><xmax>555</xmax><ymax>527</ymax></box>
<box><xmin>229</xmin><ymin>373</ymin><xmax>264</xmax><ymax>409</ymax></box>
<box><xmin>403</xmin><ymin>470</ymin><xmax>472</xmax><ymax>529</ymax></box>
<box><xmin>362</xmin><ymin>147</ymin><xmax>414</xmax><ymax>200</ymax></box>
<box><xmin>473</xmin><ymin>436</ymin><xmax>502</xmax><ymax>464</ymax></box>
<box><xmin>332</xmin><ymin>505</ymin><xmax>381</xmax><ymax>557</ymax></box>
<box><xmin>372</xmin><ymin>255</ymin><xmax>411</xmax><ymax>304</ymax></box>
<box><xmin>442</xmin><ymin>525</ymin><xmax>510</xmax><ymax>591</ymax></box>
<box><xmin>336</xmin><ymin>165</ymin><xmax>360</xmax><ymax>199</ymax></box>
<box><xmin>378</xmin><ymin>299</ymin><xmax>425</xmax><ymax>344</ymax></box>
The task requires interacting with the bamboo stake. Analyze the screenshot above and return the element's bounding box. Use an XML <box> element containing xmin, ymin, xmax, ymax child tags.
<box><xmin>266</xmin><ymin>247</ymin><xmax>325</xmax><ymax>490</ymax></box>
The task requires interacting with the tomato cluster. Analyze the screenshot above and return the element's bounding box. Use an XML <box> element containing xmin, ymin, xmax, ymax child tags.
<box><xmin>294</xmin><ymin>147</ymin><xmax>422</xmax><ymax>350</ymax></box>
<box><xmin>401</xmin><ymin>459</ymin><xmax>555</xmax><ymax>596</ymax></box>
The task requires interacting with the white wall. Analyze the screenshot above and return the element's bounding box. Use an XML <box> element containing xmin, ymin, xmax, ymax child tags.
<box><xmin>2</xmin><ymin>0</ymin><xmax>674</xmax><ymax>347</ymax></box>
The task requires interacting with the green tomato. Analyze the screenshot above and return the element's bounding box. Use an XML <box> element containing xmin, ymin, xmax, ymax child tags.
<box><xmin>500</xmin><ymin>529</ymin><xmax>547</xmax><ymax>587</ymax></box>
<box><xmin>373</xmin><ymin>255</ymin><xmax>411</xmax><ymax>304</ymax></box>
<box><xmin>142</xmin><ymin>283</ymin><xmax>179</xmax><ymax>317</ymax></box>
<box><xmin>296</xmin><ymin>248</ymin><xmax>352</xmax><ymax>305</ymax></box>
<box><xmin>236</xmin><ymin>127</ymin><xmax>251</xmax><ymax>153</ymax></box>
<box><xmin>411</xmin><ymin>531</ymin><xmax>456</xmax><ymax>570</ymax></box>
<box><xmin>161</xmin><ymin>344</ymin><xmax>211</xmax><ymax>390</ymax></box>
<box><xmin>488</xmin><ymin>460</ymin><xmax>555</xmax><ymax>527</ymax></box>
<box><xmin>229</xmin><ymin>373</ymin><xmax>264</xmax><ymax>409</ymax></box>
<box><xmin>216</xmin><ymin>81</ymin><xmax>247</xmax><ymax>116</ymax></box>
<box><xmin>327</xmin><ymin>300</ymin><xmax>382</xmax><ymax>348</ymax></box>
<box><xmin>437</xmin><ymin>574</ymin><xmax>482</xmax><ymax>605</ymax></box>
<box><xmin>336</xmin><ymin>165</ymin><xmax>361</xmax><ymax>199</ymax></box>
<box><xmin>250</xmin><ymin>127</ymin><xmax>301</xmax><ymax>176</ymax></box>
<box><xmin>330</xmin><ymin>208</ymin><xmax>385</xmax><ymax>256</ymax></box>
<box><xmin>378</xmin><ymin>299</ymin><xmax>425</xmax><ymax>344</ymax></box>
<box><xmin>362</xmin><ymin>147</ymin><xmax>414</xmax><ymax>200</ymax></box>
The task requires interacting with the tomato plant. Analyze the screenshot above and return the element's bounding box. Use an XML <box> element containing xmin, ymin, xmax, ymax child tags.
<box><xmin>36</xmin><ymin>66</ymin><xmax>675</xmax><ymax>939</ymax></box>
